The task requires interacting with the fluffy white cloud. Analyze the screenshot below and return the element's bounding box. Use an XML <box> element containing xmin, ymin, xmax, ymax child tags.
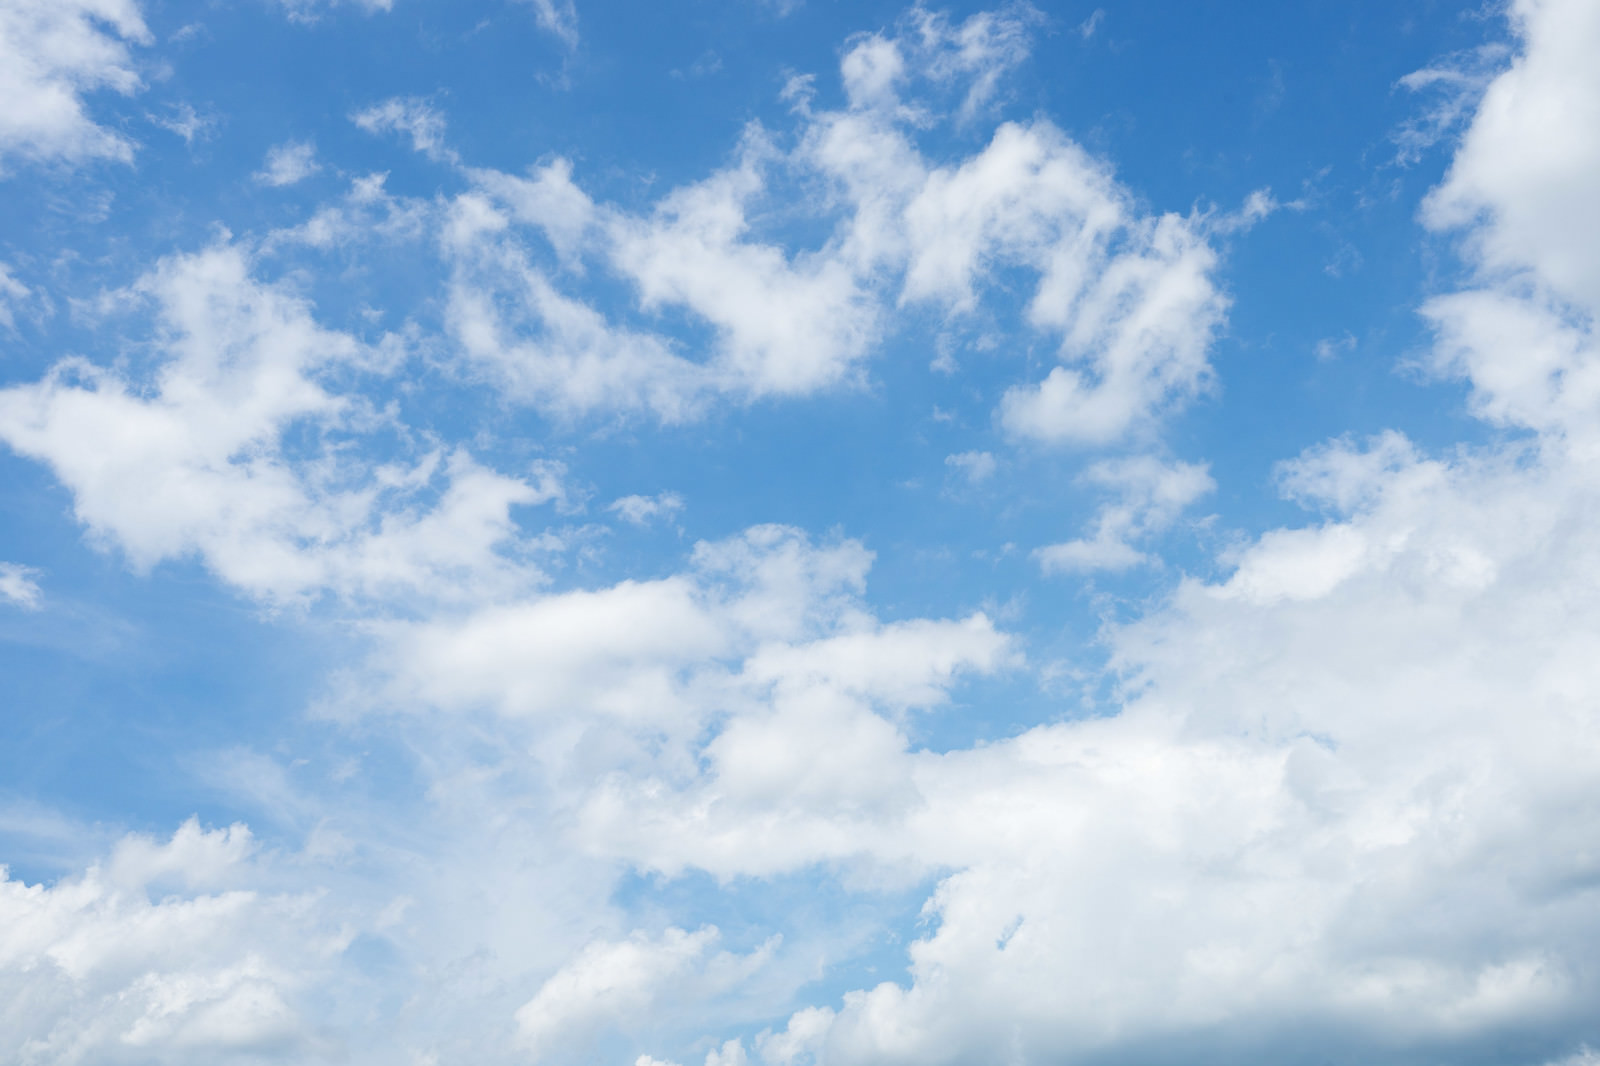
<box><xmin>0</xmin><ymin>0</ymin><xmax>150</xmax><ymax>167</ymax></box>
<box><xmin>573</xmin><ymin>3</ymin><xmax>1600</xmax><ymax>1060</ymax></box>
<box><xmin>0</xmin><ymin>562</ymin><xmax>41</xmax><ymax>608</ymax></box>
<box><xmin>0</xmin><ymin>243</ymin><xmax>549</xmax><ymax>605</ymax></box>
<box><xmin>360</xmin><ymin>524</ymin><xmax>1009</xmax><ymax>735</ymax></box>
<box><xmin>255</xmin><ymin>140</ymin><xmax>319</xmax><ymax>187</ymax></box>
<box><xmin>0</xmin><ymin>819</ymin><xmax>343</xmax><ymax>1065</ymax></box>
<box><xmin>943</xmin><ymin>450</ymin><xmax>995</xmax><ymax>484</ymax></box>
<box><xmin>438</xmin><ymin>5</ymin><xmax>1231</xmax><ymax>435</ymax></box>
<box><xmin>440</xmin><ymin>188</ymin><xmax>715</xmax><ymax>421</ymax></box>
<box><xmin>610</xmin><ymin>491</ymin><xmax>684</xmax><ymax>526</ymax></box>
<box><xmin>352</xmin><ymin>97</ymin><xmax>455</xmax><ymax>163</ymax></box>
<box><xmin>517</xmin><ymin>927</ymin><xmax>776</xmax><ymax>1058</ymax></box>
<box><xmin>11</xmin><ymin>4</ymin><xmax>1600</xmax><ymax>1064</ymax></box>
<box><xmin>1418</xmin><ymin>0</ymin><xmax>1600</xmax><ymax>450</ymax></box>
<box><xmin>1424</xmin><ymin>0</ymin><xmax>1600</xmax><ymax>313</ymax></box>
<box><xmin>406</xmin><ymin>4</ymin><xmax>1600</xmax><ymax>1059</ymax></box>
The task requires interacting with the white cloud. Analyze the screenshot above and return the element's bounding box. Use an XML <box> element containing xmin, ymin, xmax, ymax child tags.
<box><xmin>441</xmin><ymin>188</ymin><xmax>714</xmax><ymax>421</ymax></box>
<box><xmin>515</xmin><ymin>0</ymin><xmax>578</xmax><ymax>48</ymax></box>
<box><xmin>440</xmin><ymin>7</ymin><xmax>1230</xmax><ymax>436</ymax></box>
<box><xmin>1035</xmin><ymin>456</ymin><xmax>1212</xmax><ymax>574</ymax></box>
<box><xmin>0</xmin><ymin>242</ymin><xmax>548</xmax><ymax>606</ymax></box>
<box><xmin>0</xmin><ymin>819</ymin><xmax>340</xmax><ymax>1064</ymax></box>
<box><xmin>358</xmin><ymin>525</ymin><xmax>943</xmax><ymax>726</ymax></box>
<box><xmin>273</xmin><ymin>0</ymin><xmax>393</xmax><ymax>23</ymax></box>
<box><xmin>1424</xmin><ymin>0</ymin><xmax>1600</xmax><ymax>315</ymax></box>
<box><xmin>943</xmin><ymin>450</ymin><xmax>995</xmax><ymax>484</ymax></box>
<box><xmin>516</xmin><ymin>927</ymin><xmax>775</xmax><ymax>1057</ymax></box>
<box><xmin>565</xmin><ymin>427</ymin><xmax>1600</xmax><ymax>1062</ymax></box>
<box><xmin>0</xmin><ymin>561</ymin><xmax>41</xmax><ymax>608</ymax></box>
<box><xmin>147</xmin><ymin>102</ymin><xmax>216</xmax><ymax>145</ymax></box>
<box><xmin>16</xmin><ymin>5</ymin><xmax>1600</xmax><ymax>1064</ymax></box>
<box><xmin>0</xmin><ymin>262</ymin><xmax>38</xmax><ymax>329</ymax></box>
<box><xmin>610</xmin><ymin>491</ymin><xmax>684</xmax><ymax>526</ymax></box>
<box><xmin>352</xmin><ymin>97</ymin><xmax>455</xmax><ymax>163</ymax></box>
<box><xmin>255</xmin><ymin>140</ymin><xmax>319</xmax><ymax>187</ymax></box>
<box><xmin>0</xmin><ymin>0</ymin><xmax>151</xmax><ymax>167</ymax></box>
<box><xmin>1392</xmin><ymin>42</ymin><xmax>1508</xmax><ymax>166</ymax></box>
<box><xmin>418</xmin><ymin>6</ymin><xmax>1600</xmax><ymax>1059</ymax></box>
<box><xmin>581</xmin><ymin>5</ymin><xmax>1600</xmax><ymax>1059</ymax></box>
<box><xmin>265</xmin><ymin>171</ymin><xmax>430</xmax><ymax>250</ymax></box>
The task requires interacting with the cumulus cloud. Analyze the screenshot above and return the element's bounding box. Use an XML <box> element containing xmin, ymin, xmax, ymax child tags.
<box><xmin>0</xmin><ymin>242</ymin><xmax>549</xmax><ymax>605</ymax></box>
<box><xmin>352</xmin><ymin>97</ymin><xmax>455</xmax><ymax>163</ymax></box>
<box><xmin>574</xmin><ymin>3</ymin><xmax>1600</xmax><ymax>1060</ymax></box>
<box><xmin>610</xmin><ymin>492</ymin><xmax>684</xmax><ymax>526</ymax></box>
<box><xmin>0</xmin><ymin>562</ymin><xmax>41</xmax><ymax>608</ymax></box>
<box><xmin>517</xmin><ymin>927</ymin><xmax>776</xmax><ymax>1058</ymax></box>
<box><xmin>0</xmin><ymin>819</ymin><xmax>340</xmax><ymax>1064</ymax></box>
<box><xmin>516</xmin><ymin>0</ymin><xmax>578</xmax><ymax>48</ymax></box>
<box><xmin>436</xmin><ymin>5</ymin><xmax>1231</xmax><ymax>434</ymax></box>
<box><xmin>11</xmin><ymin>4</ymin><xmax>1600</xmax><ymax>1066</ymax></box>
<box><xmin>944</xmin><ymin>450</ymin><xmax>996</xmax><ymax>484</ymax></box>
<box><xmin>255</xmin><ymin>140</ymin><xmax>319</xmax><ymax>187</ymax></box>
<box><xmin>0</xmin><ymin>0</ymin><xmax>151</xmax><ymax>167</ymax></box>
<box><xmin>357</xmin><ymin>525</ymin><xmax>1011</xmax><ymax>742</ymax></box>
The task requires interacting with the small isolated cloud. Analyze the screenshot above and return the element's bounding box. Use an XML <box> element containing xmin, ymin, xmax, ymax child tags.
<box><xmin>1315</xmin><ymin>332</ymin><xmax>1357</xmax><ymax>361</ymax></box>
<box><xmin>352</xmin><ymin>97</ymin><xmax>455</xmax><ymax>163</ymax></box>
<box><xmin>518</xmin><ymin>0</ymin><xmax>579</xmax><ymax>48</ymax></box>
<box><xmin>274</xmin><ymin>0</ymin><xmax>394</xmax><ymax>23</ymax></box>
<box><xmin>255</xmin><ymin>140</ymin><xmax>319</xmax><ymax>186</ymax></box>
<box><xmin>945</xmin><ymin>450</ymin><xmax>997</xmax><ymax>485</ymax></box>
<box><xmin>0</xmin><ymin>263</ymin><xmax>36</xmax><ymax>330</ymax></box>
<box><xmin>609</xmin><ymin>492</ymin><xmax>684</xmax><ymax>526</ymax></box>
<box><xmin>0</xmin><ymin>563</ymin><xmax>42</xmax><ymax>609</ymax></box>
<box><xmin>1078</xmin><ymin>9</ymin><xmax>1104</xmax><ymax>39</ymax></box>
<box><xmin>147</xmin><ymin>103</ymin><xmax>217</xmax><ymax>145</ymax></box>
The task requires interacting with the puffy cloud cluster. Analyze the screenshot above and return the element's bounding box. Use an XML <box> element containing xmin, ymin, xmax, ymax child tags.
<box><xmin>395</xmin><ymin>5</ymin><xmax>1239</xmax><ymax>440</ymax></box>
<box><xmin>0</xmin><ymin>0</ymin><xmax>150</xmax><ymax>167</ymax></box>
<box><xmin>0</xmin><ymin>243</ymin><xmax>551</xmax><ymax>605</ymax></box>
<box><xmin>0</xmin><ymin>820</ymin><xmax>342</xmax><ymax>1065</ymax></box>
<box><xmin>5</xmin><ymin>1</ymin><xmax>1600</xmax><ymax>1065</ymax></box>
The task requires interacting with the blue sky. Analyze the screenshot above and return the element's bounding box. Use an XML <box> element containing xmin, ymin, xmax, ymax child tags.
<box><xmin>4</xmin><ymin>0</ymin><xmax>1600</xmax><ymax>1063</ymax></box>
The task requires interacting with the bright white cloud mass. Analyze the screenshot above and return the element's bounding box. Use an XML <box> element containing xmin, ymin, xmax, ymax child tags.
<box><xmin>2</xmin><ymin>0</ymin><xmax>1599</xmax><ymax>1063</ymax></box>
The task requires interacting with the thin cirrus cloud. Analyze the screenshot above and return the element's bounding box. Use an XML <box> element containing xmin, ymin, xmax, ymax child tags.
<box><xmin>1</xmin><ymin>0</ymin><xmax>1600</xmax><ymax>1065</ymax></box>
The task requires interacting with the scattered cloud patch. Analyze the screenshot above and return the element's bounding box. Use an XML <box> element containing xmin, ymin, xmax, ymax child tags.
<box><xmin>0</xmin><ymin>562</ymin><xmax>42</xmax><ymax>608</ymax></box>
<box><xmin>352</xmin><ymin>97</ymin><xmax>456</xmax><ymax>163</ymax></box>
<box><xmin>274</xmin><ymin>0</ymin><xmax>394</xmax><ymax>23</ymax></box>
<box><xmin>0</xmin><ymin>0</ymin><xmax>152</xmax><ymax>167</ymax></box>
<box><xmin>1035</xmin><ymin>456</ymin><xmax>1212</xmax><ymax>573</ymax></box>
<box><xmin>610</xmin><ymin>492</ymin><xmax>684</xmax><ymax>526</ymax></box>
<box><xmin>944</xmin><ymin>450</ymin><xmax>996</xmax><ymax>484</ymax></box>
<box><xmin>147</xmin><ymin>102</ymin><xmax>216</xmax><ymax>145</ymax></box>
<box><xmin>516</xmin><ymin>0</ymin><xmax>578</xmax><ymax>48</ymax></box>
<box><xmin>255</xmin><ymin>140</ymin><xmax>320</xmax><ymax>186</ymax></box>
